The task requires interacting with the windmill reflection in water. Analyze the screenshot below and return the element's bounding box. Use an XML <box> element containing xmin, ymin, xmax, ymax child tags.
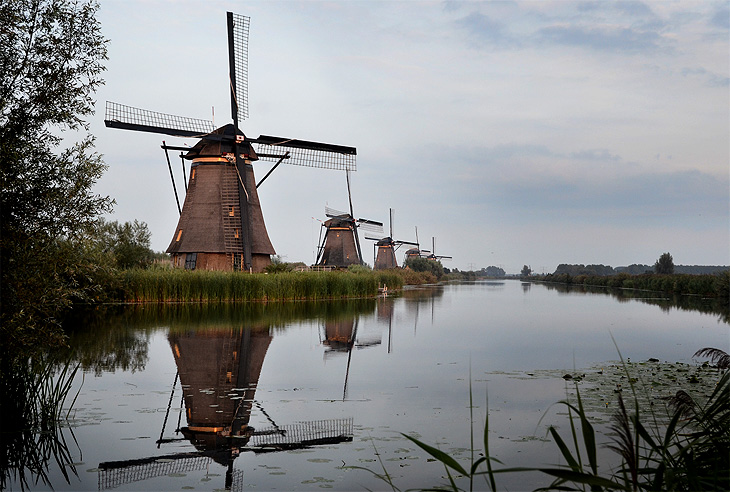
<box><xmin>320</xmin><ymin>296</ymin><xmax>397</xmax><ymax>401</ymax></box>
<box><xmin>97</xmin><ymin>325</ymin><xmax>353</xmax><ymax>490</ymax></box>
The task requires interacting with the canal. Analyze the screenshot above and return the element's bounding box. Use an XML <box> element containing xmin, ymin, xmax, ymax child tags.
<box><xmin>8</xmin><ymin>280</ymin><xmax>729</xmax><ymax>491</ymax></box>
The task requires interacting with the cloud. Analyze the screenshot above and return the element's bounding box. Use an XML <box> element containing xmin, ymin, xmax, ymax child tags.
<box><xmin>454</xmin><ymin>11</ymin><xmax>521</xmax><ymax>49</ymax></box>
<box><xmin>569</xmin><ymin>149</ymin><xmax>621</xmax><ymax>162</ymax></box>
<box><xmin>682</xmin><ymin>67</ymin><xmax>730</xmax><ymax>88</ymax></box>
<box><xmin>710</xmin><ymin>5</ymin><xmax>730</xmax><ymax>30</ymax></box>
<box><xmin>537</xmin><ymin>25</ymin><xmax>667</xmax><ymax>54</ymax></box>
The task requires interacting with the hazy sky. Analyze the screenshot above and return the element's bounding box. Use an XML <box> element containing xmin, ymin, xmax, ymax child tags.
<box><xmin>92</xmin><ymin>0</ymin><xmax>729</xmax><ymax>274</ymax></box>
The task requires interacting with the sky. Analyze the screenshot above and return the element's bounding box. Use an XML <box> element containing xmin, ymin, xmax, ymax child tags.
<box><xmin>91</xmin><ymin>0</ymin><xmax>729</xmax><ymax>274</ymax></box>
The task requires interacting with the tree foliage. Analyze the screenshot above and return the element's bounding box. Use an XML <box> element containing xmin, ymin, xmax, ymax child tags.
<box><xmin>521</xmin><ymin>265</ymin><xmax>532</xmax><ymax>277</ymax></box>
<box><xmin>404</xmin><ymin>256</ymin><xmax>444</xmax><ymax>278</ymax></box>
<box><xmin>0</xmin><ymin>0</ymin><xmax>111</xmax><ymax>352</ymax></box>
<box><xmin>484</xmin><ymin>266</ymin><xmax>506</xmax><ymax>277</ymax></box>
<box><xmin>95</xmin><ymin>219</ymin><xmax>154</xmax><ymax>270</ymax></box>
<box><xmin>654</xmin><ymin>252</ymin><xmax>675</xmax><ymax>275</ymax></box>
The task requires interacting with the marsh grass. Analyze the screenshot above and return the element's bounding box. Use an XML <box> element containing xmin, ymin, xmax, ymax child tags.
<box><xmin>115</xmin><ymin>269</ymin><xmax>404</xmax><ymax>303</ymax></box>
<box><xmin>357</xmin><ymin>348</ymin><xmax>729</xmax><ymax>491</ymax></box>
<box><xmin>0</xmin><ymin>356</ymin><xmax>81</xmax><ymax>491</ymax></box>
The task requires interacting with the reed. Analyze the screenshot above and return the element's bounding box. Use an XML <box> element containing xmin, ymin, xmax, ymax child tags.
<box><xmin>1</xmin><ymin>355</ymin><xmax>80</xmax><ymax>491</ymax></box>
<box><xmin>114</xmin><ymin>269</ymin><xmax>400</xmax><ymax>303</ymax></box>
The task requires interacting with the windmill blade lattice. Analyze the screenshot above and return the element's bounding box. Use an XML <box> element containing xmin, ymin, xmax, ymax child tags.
<box><xmin>253</xmin><ymin>137</ymin><xmax>356</xmax><ymax>171</ymax></box>
<box><xmin>104</xmin><ymin>102</ymin><xmax>215</xmax><ymax>138</ymax></box>
<box><xmin>228</xmin><ymin>12</ymin><xmax>250</xmax><ymax>123</ymax></box>
<box><xmin>324</xmin><ymin>206</ymin><xmax>350</xmax><ymax>218</ymax></box>
<box><xmin>357</xmin><ymin>219</ymin><xmax>383</xmax><ymax>235</ymax></box>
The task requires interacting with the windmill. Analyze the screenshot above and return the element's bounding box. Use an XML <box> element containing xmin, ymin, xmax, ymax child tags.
<box><xmin>426</xmin><ymin>237</ymin><xmax>452</xmax><ymax>261</ymax></box>
<box><xmin>314</xmin><ymin>172</ymin><xmax>382</xmax><ymax>268</ymax></box>
<box><xmin>365</xmin><ymin>209</ymin><xmax>418</xmax><ymax>270</ymax></box>
<box><xmin>104</xmin><ymin>12</ymin><xmax>357</xmax><ymax>273</ymax></box>
<box><xmin>403</xmin><ymin>226</ymin><xmax>430</xmax><ymax>263</ymax></box>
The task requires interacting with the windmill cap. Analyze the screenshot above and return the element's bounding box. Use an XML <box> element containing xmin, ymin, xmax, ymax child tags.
<box><xmin>184</xmin><ymin>124</ymin><xmax>258</xmax><ymax>161</ymax></box>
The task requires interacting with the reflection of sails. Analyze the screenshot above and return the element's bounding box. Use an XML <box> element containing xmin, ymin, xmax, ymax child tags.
<box><xmin>321</xmin><ymin>309</ymin><xmax>384</xmax><ymax>400</ymax></box>
<box><xmin>98</xmin><ymin>325</ymin><xmax>353</xmax><ymax>490</ymax></box>
<box><xmin>403</xmin><ymin>285</ymin><xmax>444</xmax><ymax>335</ymax></box>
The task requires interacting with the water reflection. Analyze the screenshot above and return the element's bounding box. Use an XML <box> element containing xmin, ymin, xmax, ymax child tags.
<box><xmin>91</xmin><ymin>301</ymin><xmax>382</xmax><ymax>491</ymax></box>
<box><xmin>11</xmin><ymin>282</ymin><xmax>725</xmax><ymax>491</ymax></box>
<box><xmin>0</xmin><ymin>357</ymin><xmax>80</xmax><ymax>491</ymax></box>
<box><xmin>539</xmin><ymin>282</ymin><xmax>729</xmax><ymax>323</ymax></box>
<box><xmin>401</xmin><ymin>285</ymin><xmax>445</xmax><ymax>335</ymax></box>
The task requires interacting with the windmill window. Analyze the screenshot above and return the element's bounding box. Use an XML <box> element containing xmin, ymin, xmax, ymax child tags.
<box><xmin>234</xmin><ymin>228</ymin><xmax>239</xmax><ymax>238</ymax></box>
<box><xmin>229</xmin><ymin>206</ymin><xmax>235</xmax><ymax>217</ymax></box>
<box><xmin>191</xmin><ymin>168</ymin><xmax>196</xmax><ymax>180</ymax></box>
<box><xmin>233</xmin><ymin>253</ymin><xmax>242</xmax><ymax>271</ymax></box>
<box><xmin>176</xmin><ymin>229</ymin><xmax>183</xmax><ymax>241</ymax></box>
<box><xmin>185</xmin><ymin>253</ymin><xmax>197</xmax><ymax>270</ymax></box>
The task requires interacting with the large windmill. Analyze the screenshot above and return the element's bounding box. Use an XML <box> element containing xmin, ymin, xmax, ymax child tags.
<box><xmin>314</xmin><ymin>173</ymin><xmax>382</xmax><ymax>268</ymax></box>
<box><xmin>365</xmin><ymin>209</ymin><xmax>418</xmax><ymax>270</ymax></box>
<box><xmin>104</xmin><ymin>12</ymin><xmax>356</xmax><ymax>273</ymax></box>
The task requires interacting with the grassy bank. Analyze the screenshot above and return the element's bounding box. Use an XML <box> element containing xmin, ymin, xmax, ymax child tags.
<box><xmin>533</xmin><ymin>271</ymin><xmax>729</xmax><ymax>298</ymax></box>
<box><xmin>112</xmin><ymin>268</ymin><xmax>405</xmax><ymax>303</ymax></box>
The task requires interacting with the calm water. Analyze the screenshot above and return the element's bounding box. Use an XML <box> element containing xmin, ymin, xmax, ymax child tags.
<box><xmin>12</xmin><ymin>280</ymin><xmax>729</xmax><ymax>491</ymax></box>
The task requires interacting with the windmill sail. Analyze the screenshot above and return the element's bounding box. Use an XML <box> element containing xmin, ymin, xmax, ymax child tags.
<box><xmin>104</xmin><ymin>103</ymin><xmax>356</xmax><ymax>171</ymax></box>
<box><xmin>104</xmin><ymin>102</ymin><xmax>214</xmax><ymax>138</ymax></box>
<box><xmin>98</xmin><ymin>419</ymin><xmax>353</xmax><ymax>490</ymax></box>
<box><xmin>227</xmin><ymin>12</ymin><xmax>250</xmax><ymax>124</ymax></box>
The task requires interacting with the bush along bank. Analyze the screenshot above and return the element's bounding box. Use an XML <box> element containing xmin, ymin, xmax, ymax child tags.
<box><xmin>112</xmin><ymin>268</ymin><xmax>405</xmax><ymax>303</ymax></box>
<box><xmin>532</xmin><ymin>271</ymin><xmax>730</xmax><ymax>299</ymax></box>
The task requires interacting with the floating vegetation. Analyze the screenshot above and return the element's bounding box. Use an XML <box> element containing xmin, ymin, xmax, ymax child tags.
<box><xmin>491</xmin><ymin>356</ymin><xmax>727</xmax><ymax>425</ymax></box>
<box><xmin>358</xmin><ymin>348</ymin><xmax>729</xmax><ymax>492</ymax></box>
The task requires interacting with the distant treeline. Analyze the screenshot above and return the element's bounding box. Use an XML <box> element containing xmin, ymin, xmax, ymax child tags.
<box><xmin>536</xmin><ymin>271</ymin><xmax>729</xmax><ymax>300</ymax></box>
<box><xmin>553</xmin><ymin>264</ymin><xmax>729</xmax><ymax>276</ymax></box>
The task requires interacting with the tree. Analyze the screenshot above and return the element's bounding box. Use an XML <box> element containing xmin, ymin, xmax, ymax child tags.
<box><xmin>264</xmin><ymin>255</ymin><xmax>294</xmax><ymax>273</ymax></box>
<box><xmin>0</xmin><ymin>0</ymin><xmax>111</xmax><ymax>351</ymax></box>
<box><xmin>404</xmin><ymin>256</ymin><xmax>444</xmax><ymax>278</ymax></box>
<box><xmin>521</xmin><ymin>265</ymin><xmax>532</xmax><ymax>277</ymax></box>
<box><xmin>96</xmin><ymin>219</ymin><xmax>154</xmax><ymax>269</ymax></box>
<box><xmin>484</xmin><ymin>266</ymin><xmax>506</xmax><ymax>277</ymax></box>
<box><xmin>654</xmin><ymin>252</ymin><xmax>675</xmax><ymax>274</ymax></box>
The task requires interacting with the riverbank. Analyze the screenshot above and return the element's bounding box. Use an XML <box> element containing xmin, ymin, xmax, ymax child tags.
<box><xmin>527</xmin><ymin>271</ymin><xmax>729</xmax><ymax>299</ymax></box>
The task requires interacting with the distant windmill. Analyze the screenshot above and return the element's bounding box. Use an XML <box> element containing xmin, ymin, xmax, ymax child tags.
<box><xmin>104</xmin><ymin>12</ymin><xmax>357</xmax><ymax>273</ymax></box>
<box><xmin>403</xmin><ymin>226</ymin><xmax>430</xmax><ymax>262</ymax></box>
<box><xmin>426</xmin><ymin>237</ymin><xmax>452</xmax><ymax>261</ymax></box>
<box><xmin>315</xmin><ymin>172</ymin><xmax>382</xmax><ymax>268</ymax></box>
<box><xmin>365</xmin><ymin>209</ymin><xmax>418</xmax><ymax>270</ymax></box>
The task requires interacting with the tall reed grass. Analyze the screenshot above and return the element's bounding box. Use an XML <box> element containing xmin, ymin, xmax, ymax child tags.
<box><xmin>115</xmin><ymin>269</ymin><xmax>404</xmax><ymax>303</ymax></box>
